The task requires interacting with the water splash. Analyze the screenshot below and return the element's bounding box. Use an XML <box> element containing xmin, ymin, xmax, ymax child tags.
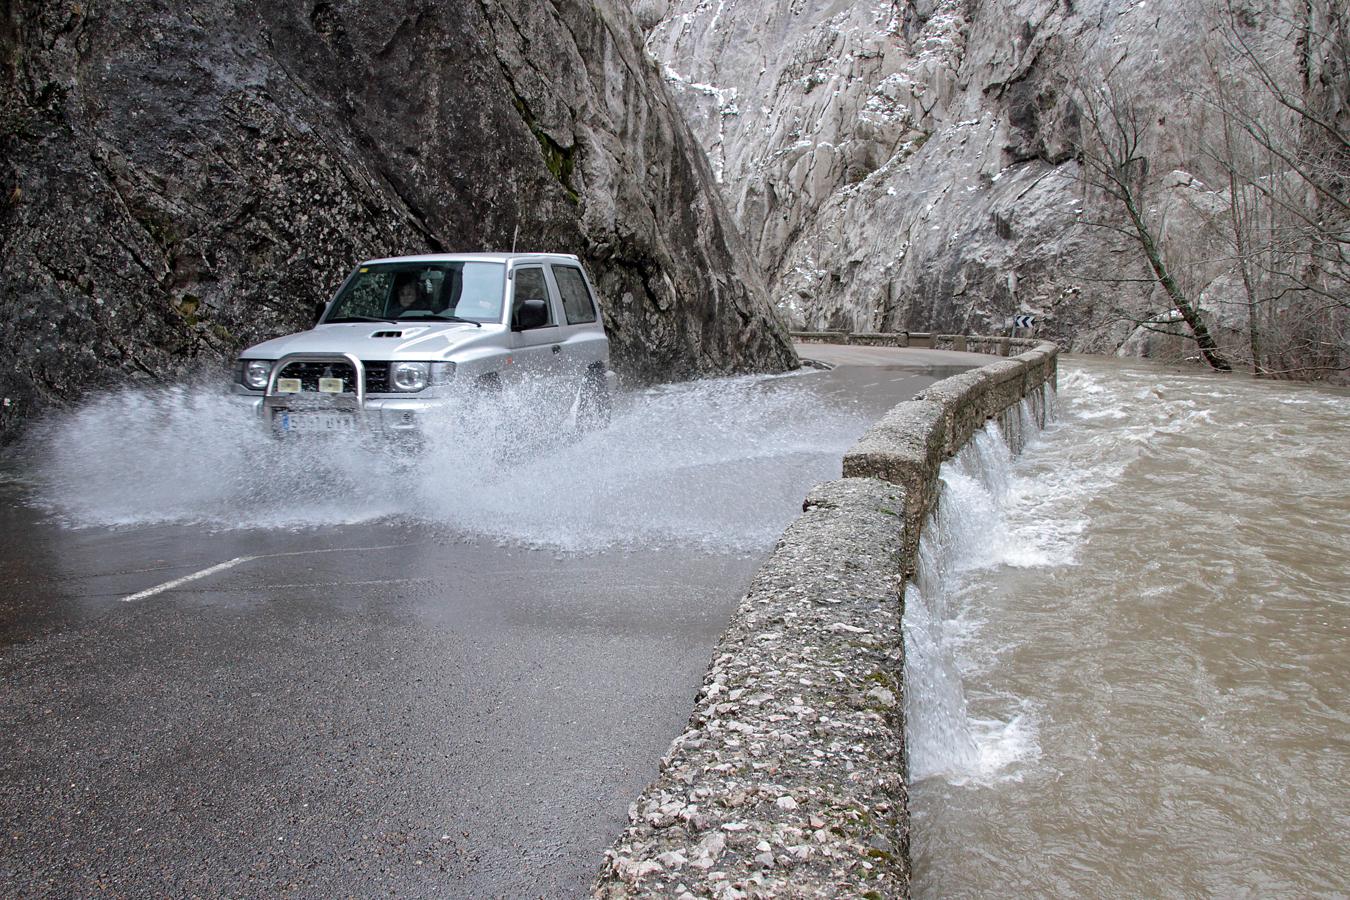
<box><xmin>904</xmin><ymin>390</ymin><xmax>1049</xmax><ymax>784</ymax></box>
<box><xmin>21</xmin><ymin>372</ymin><xmax>868</xmax><ymax>552</ymax></box>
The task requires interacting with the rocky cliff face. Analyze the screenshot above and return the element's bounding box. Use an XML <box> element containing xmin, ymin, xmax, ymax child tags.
<box><xmin>638</xmin><ymin>0</ymin><xmax>1342</xmax><ymax>364</ymax></box>
<box><xmin>0</xmin><ymin>0</ymin><xmax>796</xmax><ymax>439</ymax></box>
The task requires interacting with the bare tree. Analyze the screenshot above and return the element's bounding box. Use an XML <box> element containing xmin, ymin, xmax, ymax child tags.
<box><xmin>1072</xmin><ymin>76</ymin><xmax>1235</xmax><ymax>371</ymax></box>
<box><xmin>1197</xmin><ymin>0</ymin><xmax>1349</xmax><ymax>378</ymax></box>
<box><xmin>1069</xmin><ymin>0</ymin><xmax>1348</xmax><ymax>379</ymax></box>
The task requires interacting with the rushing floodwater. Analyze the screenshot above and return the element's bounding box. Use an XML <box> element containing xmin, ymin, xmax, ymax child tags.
<box><xmin>906</xmin><ymin>356</ymin><xmax>1350</xmax><ymax>897</ymax></box>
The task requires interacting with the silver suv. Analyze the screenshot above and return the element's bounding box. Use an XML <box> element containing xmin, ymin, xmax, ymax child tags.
<box><xmin>231</xmin><ymin>253</ymin><xmax>613</xmax><ymax>435</ymax></box>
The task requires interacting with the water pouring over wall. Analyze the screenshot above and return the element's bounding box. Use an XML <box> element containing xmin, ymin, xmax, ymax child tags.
<box><xmin>903</xmin><ymin>394</ymin><xmax>1049</xmax><ymax>785</ymax></box>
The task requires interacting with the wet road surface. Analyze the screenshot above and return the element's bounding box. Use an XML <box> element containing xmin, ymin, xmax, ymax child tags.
<box><xmin>0</xmin><ymin>346</ymin><xmax>983</xmax><ymax>897</ymax></box>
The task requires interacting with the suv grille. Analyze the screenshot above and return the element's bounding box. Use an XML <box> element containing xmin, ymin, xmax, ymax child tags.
<box><xmin>363</xmin><ymin>363</ymin><xmax>391</xmax><ymax>393</ymax></box>
<box><xmin>274</xmin><ymin>361</ymin><xmax>392</xmax><ymax>393</ymax></box>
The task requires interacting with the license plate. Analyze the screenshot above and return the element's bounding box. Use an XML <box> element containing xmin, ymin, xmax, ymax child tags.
<box><xmin>275</xmin><ymin>410</ymin><xmax>356</xmax><ymax>433</ymax></box>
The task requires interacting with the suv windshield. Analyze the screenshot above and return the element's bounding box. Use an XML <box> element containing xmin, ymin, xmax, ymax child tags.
<box><xmin>324</xmin><ymin>261</ymin><xmax>506</xmax><ymax>324</ymax></box>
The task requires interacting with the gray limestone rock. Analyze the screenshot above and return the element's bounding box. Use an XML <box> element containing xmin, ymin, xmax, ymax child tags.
<box><xmin>0</xmin><ymin>0</ymin><xmax>796</xmax><ymax>439</ymax></box>
<box><xmin>636</xmin><ymin>0</ymin><xmax>1337</xmax><ymax>364</ymax></box>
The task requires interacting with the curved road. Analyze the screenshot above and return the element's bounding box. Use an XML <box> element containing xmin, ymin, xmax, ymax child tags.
<box><xmin>0</xmin><ymin>344</ymin><xmax>987</xmax><ymax>898</ymax></box>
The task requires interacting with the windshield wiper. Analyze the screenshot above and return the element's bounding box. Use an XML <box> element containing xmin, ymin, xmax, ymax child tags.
<box><xmin>324</xmin><ymin>315</ymin><xmax>396</xmax><ymax>323</ymax></box>
<box><xmin>397</xmin><ymin>314</ymin><xmax>483</xmax><ymax>327</ymax></box>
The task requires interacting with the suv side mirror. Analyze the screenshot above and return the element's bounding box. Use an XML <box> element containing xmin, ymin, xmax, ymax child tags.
<box><xmin>512</xmin><ymin>298</ymin><xmax>549</xmax><ymax>331</ymax></box>
<box><xmin>312</xmin><ymin>301</ymin><xmax>327</xmax><ymax>326</ymax></box>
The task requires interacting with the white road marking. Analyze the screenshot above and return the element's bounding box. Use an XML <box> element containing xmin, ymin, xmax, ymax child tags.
<box><xmin>118</xmin><ymin>542</ymin><xmax>423</xmax><ymax>603</ymax></box>
<box><xmin>121</xmin><ymin>556</ymin><xmax>256</xmax><ymax>602</ymax></box>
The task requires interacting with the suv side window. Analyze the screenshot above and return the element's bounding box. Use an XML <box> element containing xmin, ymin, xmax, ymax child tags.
<box><xmin>552</xmin><ymin>265</ymin><xmax>598</xmax><ymax>325</ymax></box>
<box><xmin>512</xmin><ymin>267</ymin><xmax>554</xmax><ymax>326</ymax></box>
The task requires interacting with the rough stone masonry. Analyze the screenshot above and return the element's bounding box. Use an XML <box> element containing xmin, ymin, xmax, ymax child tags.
<box><xmin>595</xmin><ymin>337</ymin><xmax>1057</xmax><ymax>899</ymax></box>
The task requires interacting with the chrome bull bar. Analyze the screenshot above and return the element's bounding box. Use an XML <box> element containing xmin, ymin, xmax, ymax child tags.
<box><xmin>263</xmin><ymin>352</ymin><xmax>366</xmax><ymax>432</ymax></box>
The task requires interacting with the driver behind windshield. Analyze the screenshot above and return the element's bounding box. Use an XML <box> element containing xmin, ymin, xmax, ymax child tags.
<box><xmin>394</xmin><ymin>279</ymin><xmax>418</xmax><ymax>315</ymax></box>
<box><xmin>393</xmin><ymin>278</ymin><xmax>430</xmax><ymax>316</ymax></box>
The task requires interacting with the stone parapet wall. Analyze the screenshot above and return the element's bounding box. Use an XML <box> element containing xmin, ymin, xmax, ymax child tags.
<box><xmin>594</xmin><ymin>338</ymin><xmax>1059</xmax><ymax>899</ymax></box>
<box><xmin>791</xmin><ymin>330</ymin><xmax>1047</xmax><ymax>357</ymax></box>
<box><xmin>844</xmin><ymin>341</ymin><xmax>1056</xmax><ymax>560</ymax></box>
<box><xmin>595</xmin><ymin>478</ymin><xmax>912</xmax><ymax>899</ymax></box>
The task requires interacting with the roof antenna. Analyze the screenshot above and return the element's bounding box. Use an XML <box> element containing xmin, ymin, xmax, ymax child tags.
<box><xmin>510</xmin><ymin>183</ymin><xmax>524</xmax><ymax>253</ymax></box>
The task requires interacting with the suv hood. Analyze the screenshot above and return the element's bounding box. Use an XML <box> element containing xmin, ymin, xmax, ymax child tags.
<box><xmin>241</xmin><ymin>322</ymin><xmax>498</xmax><ymax>360</ymax></box>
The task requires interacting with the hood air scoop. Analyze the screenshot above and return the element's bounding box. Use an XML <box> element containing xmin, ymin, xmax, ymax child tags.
<box><xmin>371</xmin><ymin>330</ymin><xmax>404</xmax><ymax>338</ymax></box>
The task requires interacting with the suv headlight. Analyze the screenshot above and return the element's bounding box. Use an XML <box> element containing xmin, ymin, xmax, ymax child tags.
<box><xmin>391</xmin><ymin>362</ymin><xmax>429</xmax><ymax>392</ymax></box>
<box><xmin>241</xmin><ymin>359</ymin><xmax>273</xmax><ymax>390</ymax></box>
<box><xmin>390</xmin><ymin>361</ymin><xmax>454</xmax><ymax>392</ymax></box>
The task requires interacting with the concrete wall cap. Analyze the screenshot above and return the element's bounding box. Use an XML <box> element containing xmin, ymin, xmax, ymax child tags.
<box><xmin>982</xmin><ymin>358</ymin><xmax>1027</xmax><ymax>382</ymax></box>
<box><xmin>914</xmin><ymin>368</ymin><xmax>990</xmax><ymax>404</ymax></box>
<box><xmin>846</xmin><ymin>399</ymin><xmax>945</xmax><ymax>459</ymax></box>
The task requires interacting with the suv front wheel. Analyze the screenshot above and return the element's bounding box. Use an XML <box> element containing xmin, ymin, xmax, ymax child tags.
<box><xmin>576</xmin><ymin>365</ymin><xmax>611</xmax><ymax>431</ymax></box>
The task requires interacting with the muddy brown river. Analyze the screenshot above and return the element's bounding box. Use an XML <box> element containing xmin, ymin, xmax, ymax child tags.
<box><xmin>906</xmin><ymin>356</ymin><xmax>1349</xmax><ymax>898</ymax></box>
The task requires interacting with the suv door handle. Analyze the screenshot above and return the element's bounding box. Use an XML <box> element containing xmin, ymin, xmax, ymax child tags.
<box><xmin>552</xmin><ymin>345</ymin><xmax>561</xmax><ymax>354</ymax></box>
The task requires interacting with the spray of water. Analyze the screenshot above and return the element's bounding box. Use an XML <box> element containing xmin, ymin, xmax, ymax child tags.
<box><xmin>20</xmin><ymin>373</ymin><xmax>868</xmax><ymax>552</ymax></box>
<box><xmin>904</xmin><ymin>390</ymin><xmax>1052</xmax><ymax>784</ymax></box>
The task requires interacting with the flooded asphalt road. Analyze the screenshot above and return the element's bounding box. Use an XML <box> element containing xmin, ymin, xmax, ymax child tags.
<box><xmin>0</xmin><ymin>346</ymin><xmax>983</xmax><ymax>898</ymax></box>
